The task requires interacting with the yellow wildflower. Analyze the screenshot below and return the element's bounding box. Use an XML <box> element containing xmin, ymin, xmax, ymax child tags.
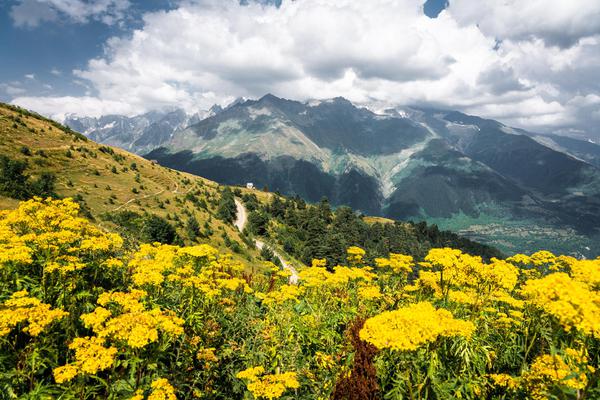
<box><xmin>237</xmin><ymin>367</ymin><xmax>299</xmax><ymax>400</ymax></box>
<box><xmin>179</xmin><ymin>244</ymin><xmax>218</xmax><ymax>260</ymax></box>
<box><xmin>359</xmin><ymin>302</ymin><xmax>475</xmax><ymax>351</ymax></box>
<box><xmin>415</xmin><ymin>271</ymin><xmax>443</xmax><ymax>297</ymax></box>
<box><xmin>0</xmin><ymin>290</ymin><xmax>67</xmax><ymax>336</ymax></box>
<box><xmin>53</xmin><ymin>364</ymin><xmax>78</xmax><ymax>384</ymax></box>
<box><xmin>0</xmin><ymin>198</ymin><xmax>122</xmax><ymax>274</ymax></box>
<box><xmin>448</xmin><ymin>289</ymin><xmax>479</xmax><ymax>305</ymax></box>
<box><xmin>570</xmin><ymin>258</ymin><xmax>600</xmax><ymax>289</ymax></box>
<box><xmin>237</xmin><ymin>366</ymin><xmax>265</xmax><ymax>381</ymax></box>
<box><xmin>311</xmin><ymin>258</ymin><xmax>327</xmax><ymax>268</ymax></box>
<box><xmin>83</xmin><ymin>290</ymin><xmax>184</xmax><ymax>348</ymax></box>
<box><xmin>521</xmin><ymin>273</ymin><xmax>600</xmax><ymax>337</ymax></box>
<box><xmin>53</xmin><ymin>336</ymin><xmax>117</xmax><ymax>383</ymax></box>
<box><xmin>522</xmin><ymin>350</ymin><xmax>592</xmax><ymax>399</ymax></box>
<box><xmin>197</xmin><ymin>347</ymin><xmax>218</xmax><ymax>363</ymax></box>
<box><xmin>488</xmin><ymin>373</ymin><xmax>519</xmax><ymax>390</ymax></box>
<box><xmin>129</xmin><ymin>243</ymin><xmax>179</xmax><ymax>287</ymax></box>
<box><xmin>346</xmin><ymin>246</ymin><xmax>366</xmax><ymax>266</ymax></box>
<box><xmin>148</xmin><ymin>378</ymin><xmax>177</xmax><ymax>400</ymax></box>
<box><xmin>298</xmin><ymin>266</ymin><xmax>331</xmax><ymax>287</ymax></box>
<box><xmin>315</xmin><ymin>352</ymin><xmax>335</xmax><ymax>369</ymax></box>
<box><xmin>357</xmin><ymin>285</ymin><xmax>382</xmax><ymax>300</ymax></box>
<box><xmin>375</xmin><ymin>253</ymin><xmax>414</xmax><ymax>274</ymax></box>
<box><xmin>258</xmin><ymin>285</ymin><xmax>301</xmax><ymax>306</ymax></box>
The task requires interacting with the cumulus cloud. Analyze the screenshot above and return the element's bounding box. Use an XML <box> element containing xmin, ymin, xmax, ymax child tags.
<box><xmin>10</xmin><ymin>0</ymin><xmax>600</xmax><ymax>139</ymax></box>
<box><xmin>0</xmin><ymin>84</ymin><xmax>26</xmax><ymax>96</ymax></box>
<box><xmin>10</xmin><ymin>0</ymin><xmax>130</xmax><ymax>28</ymax></box>
<box><xmin>447</xmin><ymin>0</ymin><xmax>600</xmax><ymax>47</ymax></box>
<box><xmin>11</xmin><ymin>95</ymin><xmax>135</xmax><ymax>120</ymax></box>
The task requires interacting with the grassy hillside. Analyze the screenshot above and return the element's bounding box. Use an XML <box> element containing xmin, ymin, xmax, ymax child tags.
<box><xmin>0</xmin><ymin>103</ymin><xmax>260</xmax><ymax>265</ymax></box>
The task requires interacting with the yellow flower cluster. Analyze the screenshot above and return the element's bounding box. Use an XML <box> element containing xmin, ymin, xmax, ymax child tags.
<box><xmin>237</xmin><ymin>367</ymin><xmax>300</xmax><ymax>399</ymax></box>
<box><xmin>196</xmin><ymin>347</ymin><xmax>218</xmax><ymax>363</ymax></box>
<box><xmin>81</xmin><ymin>290</ymin><xmax>184</xmax><ymax>348</ymax></box>
<box><xmin>359</xmin><ymin>301</ymin><xmax>475</xmax><ymax>351</ymax></box>
<box><xmin>0</xmin><ymin>198</ymin><xmax>122</xmax><ymax>273</ymax></box>
<box><xmin>311</xmin><ymin>258</ymin><xmax>327</xmax><ymax>268</ymax></box>
<box><xmin>410</xmin><ymin>270</ymin><xmax>442</xmax><ymax>296</ymax></box>
<box><xmin>522</xmin><ymin>349</ymin><xmax>594</xmax><ymax>399</ymax></box>
<box><xmin>489</xmin><ymin>348</ymin><xmax>595</xmax><ymax>398</ymax></box>
<box><xmin>129</xmin><ymin>243</ymin><xmax>236</xmax><ymax>294</ymax></box>
<box><xmin>346</xmin><ymin>246</ymin><xmax>366</xmax><ymax>266</ymax></box>
<box><xmin>53</xmin><ymin>336</ymin><xmax>117</xmax><ymax>383</ymax></box>
<box><xmin>488</xmin><ymin>373</ymin><xmax>519</xmax><ymax>390</ymax></box>
<box><xmin>129</xmin><ymin>378</ymin><xmax>177</xmax><ymax>400</ymax></box>
<box><xmin>299</xmin><ymin>264</ymin><xmax>375</xmax><ymax>288</ymax></box>
<box><xmin>418</xmin><ymin>248</ymin><xmax>520</xmax><ymax>308</ymax></box>
<box><xmin>130</xmin><ymin>390</ymin><xmax>145</xmax><ymax>400</ymax></box>
<box><xmin>0</xmin><ymin>226</ymin><xmax>32</xmax><ymax>265</ymax></box>
<box><xmin>178</xmin><ymin>244</ymin><xmax>219</xmax><ymax>260</ymax></box>
<box><xmin>129</xmin><ymin>243</ymin><xmax>180</xmax><ymax>287</ymax></box>
<box><xmin>448</xmin><ymin>289</ymin><xmax>479</xmax><ymax>306</ymax></box>
<box><xmin>420</xmin><ymin>248</ymin><xmax>481</xmax><ymax>294</ymax></box>
<box><xmin>0</xmin><ymin>290</ymin><xmax>68</xmax><ymax>336</ymax></box>
<box><xmin>167</xmin><ymin>250</ymin><xmax>250</xmax><ymax>299</ymax></box>
<box><xmin>375</xmin><ymin>253</ymin><xmax>414</xmax><ymax>274</ymax></box>
<box><xmin>569</xmin><ymin>258</ymin><xmax>600</xmax><ymax>289</ymax></box>
<box><xmin>148</xmin><ymin>378</ymin><xmax>177</xmax><ymax>400</ymax></box>
<box><xmin>237</xmin><ymin>366</ymin><xmax>265</xmax><ymax>380</ymax></box>
<box><xmin>521</xmin><ymin>272</ymin><xmax>600</xmax><ymax>337</ymax></box>
<box><xmin>257</xmin><ymin>285</ymin><xmax>302</xmax><ymax>305</ymax></box>
<box><xmin>506</xmin><ymin>251</ymin><xmax>585</xmax><ymax>279</ymax></box>
<box><xmin>357</xmin><ymin>285</ymin><xmax>382</xmax><ymax>300</ymax></box>
<box><xmin>478</xmin><ymin>259</ymin><xmax>520</xmax><ymax>291</ymax></box>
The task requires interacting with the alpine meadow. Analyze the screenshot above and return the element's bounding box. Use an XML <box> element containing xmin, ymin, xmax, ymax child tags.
<box><xmin>1</xmin><ymin>1</ymin><xmax>600</xmax><ymax>399</ymax></box>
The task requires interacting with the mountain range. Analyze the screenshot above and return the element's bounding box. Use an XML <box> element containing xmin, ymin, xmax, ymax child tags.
<box><xmin>64</xmin><ymin>105</ymin><xmax>224</xmax><ymax>155</ymax></box>
<box><xmin>65</xmin><ymin>94</ymin><xmax>600</xmax><ymax>257</ymax></box>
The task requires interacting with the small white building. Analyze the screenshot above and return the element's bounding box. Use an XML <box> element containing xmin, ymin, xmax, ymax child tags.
<box><xmin>246</xmin><ymin>182</ymin><xmax>255</xmax><ymax>190</ymax></box>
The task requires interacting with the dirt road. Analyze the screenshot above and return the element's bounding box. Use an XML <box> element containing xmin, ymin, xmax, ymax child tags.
<box><xmin>234</xmin><ymin>198</ymin><xmax>298</xmax><ymax>284</ymax></box>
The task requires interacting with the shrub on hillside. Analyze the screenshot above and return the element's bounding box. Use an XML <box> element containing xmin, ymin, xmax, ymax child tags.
<box><xmin>141</xmin><ymin>214</ymin><xmax>179</xmax><ymax>245</ymax></box>
<box><xmin>0</xmin><ymin>155</ymin><xmax>56</xmax><ymax>199</ymax></box>
<box><xmin>216</xmin><ymin>187</ymin><xmax>237</xmax><ymax>223</ymax></box>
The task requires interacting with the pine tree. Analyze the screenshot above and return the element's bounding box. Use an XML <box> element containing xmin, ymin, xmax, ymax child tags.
<box><xmin>186</xmin><ymin>215</ymin><xmax>200</xmax><ymax>241</ymax></box>
<box><xmin>216</xmin><ymin>188</ymin><xmax>237</xmax><ymax>223</ymax></box>
<box><xmin>248</xmin><ymin>211</ymin><xmax>269</xmax><ymax>236</ymax></box>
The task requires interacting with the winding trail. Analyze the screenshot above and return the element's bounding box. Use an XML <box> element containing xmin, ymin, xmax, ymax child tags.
<box><xmin>234</xmin><ymin>198</ymin><xmax>299</xmax><ymax>284</ymax></box>
<box><xmin>112</xmin><ymin>174</ymin><xmax>193</xmax><ymax>212</ymax></box>
<box><xmin>113</xmin><ymin>187</ymin><xmax>165</xmax><ymax>212</ymax></box>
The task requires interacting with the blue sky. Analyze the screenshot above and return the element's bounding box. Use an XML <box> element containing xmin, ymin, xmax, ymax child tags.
<box><xmin>0</xmin><ymin>1</ymin><xmax>178</xmax><ymax>101</ymax></box>
<box><xmin>1</xmin><ymin>0</ymin><xmax>599</xmax><ymax>141</ymax></box>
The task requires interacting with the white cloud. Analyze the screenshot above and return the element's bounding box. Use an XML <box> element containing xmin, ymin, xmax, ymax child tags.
<box><xmin>447</xmin><ymin>0</ymin><xmax>600</xmax><ymax>47</ymax></box>
<box><xmin>10</xmin><ymin>0</ymin><xmax>600</xmax><ymax>139</ymax></box>
<box><xmin>10</xmin><ymin>0</ymin><xmax>58</xmax><ymax>28</ymax></box>
<box><xmin>11</xmin><ymin>96</ymin><xmax>135</xmax><ymax>120</ymax></box>
<box><xmin>0</xmin><ymin>84</ymin><xmax>26</xmax><ymax>96</ymax></box>
<box><xmin>10</xmin><ymin>0</ymin><xmax>130</xmax><ymax>28</ymax></box>
<box><xmin>50</xmin><ymin>68</ymin><xmax>61</xmax><ymax>76</ymax></box>
<box><xmin>24</xmin><ymin>74</ymin><xmax>35</xmax><ymax>80</ymax></box>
